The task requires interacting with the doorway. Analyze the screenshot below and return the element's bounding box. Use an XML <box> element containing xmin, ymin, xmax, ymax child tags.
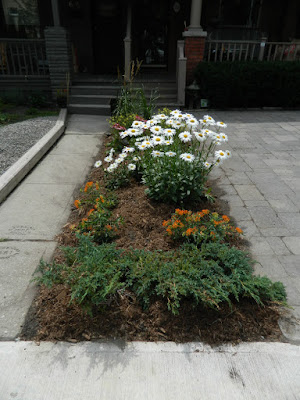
<box><xmin>91</xmin><ymin>0</ymin><xmax>125</xmax><ymax>74</ymax></box>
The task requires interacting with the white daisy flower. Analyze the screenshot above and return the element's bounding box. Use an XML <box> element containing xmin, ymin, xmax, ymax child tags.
<box><xmin>141</xmin><ymin>140</ymin><xmax>153</xmax><ymax>148</ymax></box>
<box><xmin>202</xmin><ymin>129</ymin><xmax>215</xmax><ymax>138</ymax></box>
<box><xmin>123</xmin><ymin>146</ymin><xmax>135</xmax><ymax>153</ymax></box>
<box><xmin>225</xmin><ymin>150</ymin><xmax>232</xmax><ymax>158</ymax></box>
<box><xmin>214</xmin><ymin>158</ymin><xmax>223</xmax><ymax>167</ymax></box>
<box><xmin>179</xmin><ymin>131</ymin><xmax>192</xmax><ymax>143</ymax></box>
<box><xmin>215</xmin><ymin>150</ymin><xmax>227</xmax><ymax>159</ymax></box>
<box><xmin>164</xmin><ymin>128</ymin><xmax>176</xmax><ymax>136</ymax></box>
<box><xmin>153</xmin><ymin>113</ymin><xmax>168</xmax><ymax>121</ymax></box>
<box><xmin>120</xmin><ymin>131</ymin><xmax>129</xmax><ymax>139</ymax></box>
<box><xmin>146</xmin><ymin>119</ymin><xmax>156</xmax><ymax>127</ymax></box>
<box><xmin>194</xmin><ymin>131</ymin><xmax>207</xmax><ymax>142</ymax></box>
<box><xmin>199</xmin><ymin>119</ymin><xmax>209</xmax><ymax>126</ymax></box>
<box><xmin>109</xmin><ymin>148</ymin><xmax>115</xmax><ymax>154</ymax></box>
<box><xmin>133</xmin><ymin>156</ymin><xmax>141</xmax><ymax>162</ymax></box>
<box><xmin>152</xmin><ymin>136</ymin><xmax>165</xmax><ymax>146</ymax></box>
<box><xmin>220</xmin><ymin>133</ymin><xmax>228</xmax><ymax>142</ymax></box>
<box><xmin>203</xmin><ymin>115</ymin><xmax>215</xmax><ymax>123</ymax></box>
<box><xmin>119</xmin><ymin>152</ymin><xmax>128</xmax><ymax>159</ymax></box>
<box><xmin>138</xmin><ymin>143</ymin><xmax>147</xmax><ymax>151</ymax></box>
<box><xmin>107</xmin><ymin>163</ymin><xmax>118</xmax><ymax>172</ymax></box>
<box><xmin>170</xmin><ymin>109</ymin><xmax>181</xmax><ymax>116</ymax></box>
<box><xmin>128</xmin><ymin>164</ymin><xmax>136</xmax><ymax>171</ymax></box>
<box><xmin>150</xmin><ymin>125</ymin><xmax>163</xmax><ymax>135</ymax></box>
<box><xmin>166</xmin><ymin>118</ymin><xmax>175</xmax><ymax>126</ymax></box>
<box><xmin>180</xmin><ymin>153</ymin><xmax>195</xmax><ymax>162</ymax></box>
<box><xmin>183</xmin><ymin>113</ymin><xmax>194</xmax><ymax>119</ymax></box>
<box><xmin>94</xmin><ymin>160</ymin><xmax>102</xmax><ymax>168</ymax></box>
<box><xmin>204</xmin><ymin>162</ymin><xmax>212</xmax><ymax>169</ymax></box>
<box><xmin>165</xmin><ymin>151</ymin><xmax>176</xmax><ymax>157</ymax></box>
<box><xmin>152</xmin><ymin>150</ymin><xmax>164</xmax><ymax>157</ymax></box>
<box><xmin>115</xmin><ymin>158</ymin><xmax>124</xmax><ymax>164</ymax></box>
<box><xmin>104</xmin><ymin>155</ymin><xmax>113</xmax><ymax>163</ymax></box>
<box><xmin>186</xmin><ymin>118</ymin><xmax>199</xmax><ymax>128</ymax></box>
<box><xmin>172</xmin><ymin>121</ymin><xmax>184</xmax><ymax>129</ymax></box>
<box><xmin>127</xmin><ymin>128</ymin><xmax>142</xmax><ymax>137</ymax></box>
<box><xmin>132</xmin><ymin>120</ymin><xmax>144</xmax><ymax>128</ymax></box>
<box><xmin>164</xmin><ymin>139</ymin><xmax>174</xmax><ymax>146</ymax></box>
<box><xmin>216</xmin><ymin>121</ymin><xmax>227</xmax><ymax>128</ymax></box>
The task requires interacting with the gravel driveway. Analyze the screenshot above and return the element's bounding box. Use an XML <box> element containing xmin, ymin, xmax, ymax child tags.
<box><xmin>0</xmin><ymin>116</ymin><xmax>57</xmax><ymax>176</ymax></box>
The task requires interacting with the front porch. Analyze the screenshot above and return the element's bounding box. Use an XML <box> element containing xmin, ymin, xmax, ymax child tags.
<box><xmin>1</xmin><ymin>0</ymin><xmax>300</xmax><ymax>112</ymax></box>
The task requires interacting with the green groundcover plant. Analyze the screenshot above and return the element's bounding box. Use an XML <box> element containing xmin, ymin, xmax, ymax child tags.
<box><xmin>36</xmin><ymin>235</ymin><xmax>286</xmax><ymax>316</ymax></box>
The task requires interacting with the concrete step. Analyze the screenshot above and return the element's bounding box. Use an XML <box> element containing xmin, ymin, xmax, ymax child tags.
<box><xmin>70</xmin><ymin>85</ymin><xmax>177</xmax><ymax>96</ymax></box>
<box><xmin>68</xmin><ymin>104</ymin><xmax>111</xmax><ymax>115</ymax></box>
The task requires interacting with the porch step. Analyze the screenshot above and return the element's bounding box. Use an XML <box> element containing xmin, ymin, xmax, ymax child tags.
<box><xmin>68</xmin><ymin>104</ymin><xmax>111</xmax><ymax>116</ymax></box>
<box><xmin>68</xmin><ymin>78</ymin><xmax>180</xmax><ymax>115</ymax></box>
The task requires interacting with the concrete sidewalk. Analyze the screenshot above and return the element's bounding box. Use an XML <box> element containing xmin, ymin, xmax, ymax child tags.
<box><xmin>0</xmin><ymin>341</ymin><xmax>299</xmax><ymax>400</ymax></box>
<box><xmin>0</xmin><ymin>114</ymin><xmax>107</xmax><ymax>339</ymax></box>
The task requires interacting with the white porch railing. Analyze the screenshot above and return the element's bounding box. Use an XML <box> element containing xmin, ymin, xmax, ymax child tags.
<box><xmin>176</xmin><ymin>40</ymin><xmax>187</xmax><ymax>106</ymax></box>
<box><xmin>204</xmin><ymin>39</ymin><xmax>300</xmax><ymax>62</ymax></box>
<box><xmin>0</xmin><ymin>39</ymin><xmax>48</xmax><ymax>76</ymax></box>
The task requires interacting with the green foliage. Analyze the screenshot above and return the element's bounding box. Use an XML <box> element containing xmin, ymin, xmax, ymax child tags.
<box><xmin>36</xmin><ymin>236</ymin><xmax>287</xmax><ymax>316</ymax></box>
<box><xmin>194</xmin><ymin>61</ymin><xmax>300</xmax><ymax>108</ymax></box>
<box><xmin>27</xmin><ymin>92</ymin><xmax>48</xmax><ymax>108</ymax></box>
<box><xmin>74</xmin><ymin>187</ymin><xmax>121</xmax><ymax>244</ymax></box>
<box><xmin>0</xmin><ymin>113</ymin><xmax>10</xmax><ymax>124</ymax></box>
<box><xmin>113</xmin><ymin>86</ymin><xmax>158</xmax><ymax>120</ymax></box>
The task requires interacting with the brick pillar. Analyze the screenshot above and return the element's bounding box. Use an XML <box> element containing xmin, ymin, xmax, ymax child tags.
<box><xmin>44</xmin><ymin>27</ymin><xmax>73</xmax><ymax>99</ymax></box>
<box><xmin>184</xmin><ymin>36</ymin><xmax>206</xmax><ymax>84</ymax></box>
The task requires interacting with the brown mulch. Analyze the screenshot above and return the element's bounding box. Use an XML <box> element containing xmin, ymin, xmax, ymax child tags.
<box><xmin>20</xmin><ymin>134</ymin><xmax>284</xmax><ymax>344</ymax></box>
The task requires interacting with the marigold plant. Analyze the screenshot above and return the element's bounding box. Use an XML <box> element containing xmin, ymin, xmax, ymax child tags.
<box><xmin>163</xmin><ymin>209</ymin><xmax>243</xmax><ymax>245</ymax></box>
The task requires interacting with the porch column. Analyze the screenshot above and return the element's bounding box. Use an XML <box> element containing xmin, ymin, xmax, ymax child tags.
<box><xmin>44</xmin><ymin>0</ymin><xmax>73</xmax><ymax>100</ymax></box>
<box><xmin>183</xmin><ymin>0</ymin><xmax>207</xmax><ymax>84</ymax></box>
<box><xmin>51</xmin><ymin>0</ymin><xmax>61</xmax><ymax>26</ymax></box>
<box><xmin>124</xmin><ymin>2</ymin><xmax>132</xmax><ymax>81</ymax></box>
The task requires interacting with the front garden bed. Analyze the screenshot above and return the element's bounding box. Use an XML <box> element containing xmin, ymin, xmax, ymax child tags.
<box><xmin>21</xmin><ymin>108</ymin><xmax>286</xmax><ymax>344</ymax></box>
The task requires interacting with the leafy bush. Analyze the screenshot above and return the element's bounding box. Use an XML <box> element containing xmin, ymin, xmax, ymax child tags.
<box><xmin>94</xmin><ymin>110</ymin><xmax>231</xmax><ymax>204</ymax></box>
<box><xmin>73</xmin><ymin>187</ymin><xmax>121</xmax><ymax>244</ymax></box>
<box><xmin>36</xmin><ymin>236</ymin><xmax>287</xmax><ymax>315</ymax></box>
<box><xmin>194</xmin><ymin>61</ymin><xmax>300</xmax><ymax>108</ymax></box>
<box><xmin>163</xmin><ymin>209</ymin><xmax>243</xmax><ymax>244</ymax></box>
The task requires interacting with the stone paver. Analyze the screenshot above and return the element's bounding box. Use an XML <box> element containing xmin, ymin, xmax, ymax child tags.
<box><xmin>195</xmin><ymin>110</ymin><xmax>300</xmax><ymax>341</ymax></box>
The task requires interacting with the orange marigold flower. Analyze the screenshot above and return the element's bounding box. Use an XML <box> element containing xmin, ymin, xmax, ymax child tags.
<box><xmin>186</xmin><ymin>227</ymin><xmax>197</xmax><ymax>236</ymax></box>
<box><xmin>166</xmin><ymin>227</ymin><xmax>173</xmax><ymax>235</ymax></box>
<box><xmin>74</xmin><ymin>199</ymin><xmax>81</xmax><ymax>209</ymax></box>
<box><xmin>95</xmin><ymin>183</ymin><xmax>100</xmax><ymax>190</ymax></box>
<box><xmin>100</xmin><ymin>195</ymin><xmax>105</xmax><ymax>203</ymax></box>
<box><xmin>236</xmin><ymin>227</ymin><xmax>243</xmax><ymax>234</ymax></box>
<box><xmin>82</xmin><ymin>218</ymin><xmax>88</xmax><ymax>223</ymax></box>
<box><xmin>105</xmin><ymin>225</ymin><xmax>112</xmax><ymax>231</ymax></box>
<box><xmin>162</xmin><ymin>220</ymin><xmax>169</xmax><ymax>227</ymax></box>
<box><xmin>87</xmin><ymin>208</ymin><xmax>95</xmax><ymax>216</ymax></box>
<box><xmin>222</xmin><ymin>215</ymin><xmax>230</xmax><ymax>223</ymax></box>
<box><xmin>84</xmin><ymin>181</ymin><xmax>93</xmax><ymax>192</ymax></box>
<box><xmin>202</xmin><ymin>209</ymin><xmax>210</xmax><ymax>215</ymax></box>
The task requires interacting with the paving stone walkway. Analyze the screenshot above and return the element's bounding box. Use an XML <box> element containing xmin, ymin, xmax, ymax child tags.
<box><xmin>194</xmin><ymin>110</ymin><xmax>300</xmax><ymax>336</ymax></box>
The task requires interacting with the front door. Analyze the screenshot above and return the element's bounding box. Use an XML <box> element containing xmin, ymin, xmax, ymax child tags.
<box><xmin>91</xmin><ymin>0</ymin><xmax>125</xmax><ymax>74</ymax></box>
<box><xmin>132</xmin><ymin>0</ymin><xmax>169</xmax><ymax>68</ymax></box>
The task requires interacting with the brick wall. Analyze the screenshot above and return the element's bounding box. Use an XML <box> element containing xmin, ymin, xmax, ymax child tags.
<box><xmin>185</xmin><ymin>37</ymin><xmax>206</xmax><ymax>84</ymax></box>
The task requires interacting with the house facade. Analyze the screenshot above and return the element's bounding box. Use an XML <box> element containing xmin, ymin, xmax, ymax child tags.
<box><xmin>0</xmin><ymin>0</ymin><xmax>300</xmax><ymax>105</ymax></box>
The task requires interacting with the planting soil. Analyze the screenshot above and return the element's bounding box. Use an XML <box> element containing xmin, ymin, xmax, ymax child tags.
<box><xmin>21</xmin><ymin>135</ymin><xmax>285</xmax><ymax>344</ymax></box>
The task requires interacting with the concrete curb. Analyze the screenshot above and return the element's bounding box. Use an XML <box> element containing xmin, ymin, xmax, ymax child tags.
<box><xmin>0</xmin><ymin>109</ymin><xmax>67</xmax><ymax>204</ymax></box>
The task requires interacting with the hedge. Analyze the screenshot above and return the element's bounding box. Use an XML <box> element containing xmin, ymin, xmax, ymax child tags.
<box><xmin>194</xmin><ymin>61</ymin><xmax>300</xmax><ymax>108</ymax></box>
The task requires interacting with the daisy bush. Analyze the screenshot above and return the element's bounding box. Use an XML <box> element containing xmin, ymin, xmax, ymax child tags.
<box><xmin>96</xmin><ymin>109</ymin><xmax>231</xmax><ymax>204</ymax></box>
